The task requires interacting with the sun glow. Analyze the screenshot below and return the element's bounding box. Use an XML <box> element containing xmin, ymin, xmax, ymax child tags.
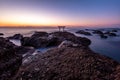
<box><xmin>0</xmin><ymin>12</ymin><xmax>59</xmax><ymax>26</ymax></box>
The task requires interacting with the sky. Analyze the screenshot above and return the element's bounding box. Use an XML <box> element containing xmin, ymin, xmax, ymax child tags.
<box><xmin>0</xmin><ymin>0</ymin><xmax>120</xmax><ymax>27</ymax></box>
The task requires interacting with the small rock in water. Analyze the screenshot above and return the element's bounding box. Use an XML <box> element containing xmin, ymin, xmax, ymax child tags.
<box><xmin>99</xmin><ymin>34</ymin><xmax>108</xmax><ymax>39</ymax></box>
<box><xmin>0</xmin><ymin>33</ymin><xmax>4</xmax><ymax>35</ymax></box>
<box><xmin>76</xmin><ymin>30</ymin><xmax>92</xmax><ymax>36</ymax></box>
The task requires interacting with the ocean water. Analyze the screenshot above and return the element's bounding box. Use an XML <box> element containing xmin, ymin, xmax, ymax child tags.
<box><xmin>0</xmin><ymin>27</ymin><xmax>120</xmax><ymax>62</ymax></box>
<box><xmin>0</xmin><ymin>27</ymin><xmax>59</xmax><ymax>37</ymax></box>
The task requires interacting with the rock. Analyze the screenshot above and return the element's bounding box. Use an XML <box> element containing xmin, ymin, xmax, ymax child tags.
<box><xmin>21</xmin><ymin>37</ymin><xmax>31</xmax><ymax>46</ymax></box>
<box><xmin>92</xmin><ymin>30</ymin><xmax>103</xmax><ymax>35</ymax></box>
<box><xmin>22</xmin><ymin>50</ymin><xmax>42</xmax><ymax>67</ymax></box>
<box><xmin>0</xmin><ymin>37</ymin><xmax>22</xmax><ymax>80</ymax></box>
<box><xmin>104</xmin><ymin>31</ymin><xmax>111</xmax><ymax>34</ymax></box>
<box><xmin>114</xmin><ymin>65</ymin><xmax>120</xmax><ymax>80</ymax></box>
<box><xmin>15</xmin><ymin>46</ymin><xmax>35</xmax><ymax>55</ymax></box>
<box><xmin>112</xmin><ymin>29</ymin><xmax>117</xmax><ymax>32</ymax></box>
<box><xmin>21</xmin><ymin>32</ymin><xmax>51</xmax><ymax>48</ymax></box>
<box><xmin>21</xmin><ymin>31</ymin><xmax>91</xmax><ymax>48</ymax></box>
<box><xmin>21</xmin><ymin>36</ymin><xmax>49</xmax><ymax>48</ymax></box>
<box><xmin>104</xmin><ymin>31</ymin><xmax>117</xmax><ymax>37</ymax></box>
<box><xmin>76</xmin><ymin>30</ymin><xmax>92</xmax><ymax>35</ymax></box>
<box><xmin>58</xmin><ymin>40</ymin><xmax>80</xmax><ymax>48</ymax></box>
<box><xmin>77</xmin><ymin>37</ymin><xmax>91</xmax><ymax>46</ymax></box>
<box><xmin>0</xmin><ymin>33</ymin><xmax>4</xmax><ymax>35</ymax></box>
<box><xmin>46</xmin><ymin>37</ymin><xmax>62</xmax><ymax>47</ymax></box>
<box><xmin>108</xmin><ymin>33</ymin><xmax>117</xmax><ymax>36</ymax></box>
<box><xmin>51</xmin><ymin>31</ymin><xmax>76</xmax><ymax>40</ymax></box>
<box><xmin>31</xmin><ymin>31</ymin><xmax>48</xmax><ymax>38</ymax></box>
<box><xmin>100</xmin><ymin>34</ymin><xmax>108</xmax><ymax>39</ymax></box>
<box><xmin>8</xmin><ymin>34</ymin><xmax>23</xmax><ymax>40</ymax></box>
<box><xmin>51</xmin><ymin>32</ymin><xmax>91</xmax><ymax>46</ymax></box>
<box><xmin>15</xmin><ymin>47</ymin><xmax>120</xmax><ymax>80</ymax></box>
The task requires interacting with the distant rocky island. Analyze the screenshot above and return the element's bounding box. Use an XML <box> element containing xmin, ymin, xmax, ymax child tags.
<box><xmin>0</xmin><ymin>29</ymin><xmax>120</xmax><ymax>80</ymax></box>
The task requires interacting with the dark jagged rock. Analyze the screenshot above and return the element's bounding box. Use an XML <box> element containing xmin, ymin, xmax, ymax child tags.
<box><xmin>92</xmin><ymin>30</ymin><xmax>103</xmax><ymax>35</ymax></box>
<box><xmin>15</xmin><ymin>46</ymin><xmax>120</xmax><ymax>80</ymax></box>
<box><xmin>21</xmin><ymin>31</ymin><xmax>91</xmax><ymax>48</ymax></box>
<box><xmin>76</xmin><ymin>30</ymin><xmax>92</xmax><ymax>35</ymax></box>
<box><xmin>0</xmin><ymin>37</ymin><xmax>22</xmax><ymax>80</ymax></box>
<box><xmin>0</xmin><ymin>33</ymin><xmax>4</xmax><ymax>35</ymax></box>
<box><xmin>8</xmin><ymin>34</ymin><xmax>23</xmax><ymax>40</ymax></box>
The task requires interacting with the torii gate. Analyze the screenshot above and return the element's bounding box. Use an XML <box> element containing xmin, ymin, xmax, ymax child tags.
<box><xmin>58</xmin><ymin>26</ymin><xmax>66</xmax><ymax>32</ymax></box>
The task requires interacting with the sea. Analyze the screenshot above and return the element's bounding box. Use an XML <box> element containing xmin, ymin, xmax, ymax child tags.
<box><xmin>0</xmin><ymin>27</ymin><xmax>120</xmax><ymax>62</ymax></box>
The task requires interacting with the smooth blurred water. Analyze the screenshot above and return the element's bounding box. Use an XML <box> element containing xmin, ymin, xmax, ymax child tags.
<box><xmin>0</xmin><ymin>27</ymin><xmax>120</xmax><ymax>62</ymax></box>
<box><xmin>68</xmin><ymin>28</ymin><xmax>120</xmax><ymax>62</ymax></box>
<box><xmin>0</xmin><ymin>27</ymin><xmax>59</xmax><ymax>37</ymax></box>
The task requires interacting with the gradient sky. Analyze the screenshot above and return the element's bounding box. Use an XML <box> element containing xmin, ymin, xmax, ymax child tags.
<box><xmin>0</xmin><ymin>0</ymin><xmax>120</xmax><ymax>27</ymax></box>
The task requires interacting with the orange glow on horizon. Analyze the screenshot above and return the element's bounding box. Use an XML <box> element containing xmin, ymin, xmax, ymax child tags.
<box><xmin>0</xmin><ymin>12</ymin><xmax>119</xmax><ymax>27</ymax></box>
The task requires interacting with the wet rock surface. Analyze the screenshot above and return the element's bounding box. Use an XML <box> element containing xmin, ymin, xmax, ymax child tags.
<box><xmin>15</xmin><ymin>46</ymin><xmax>120</xmax><ymax>80</ymax></box>
<box><xmin>0</xmin><ymin>37</ymin><xmax>22</xmax><ymax>80</ymax></box>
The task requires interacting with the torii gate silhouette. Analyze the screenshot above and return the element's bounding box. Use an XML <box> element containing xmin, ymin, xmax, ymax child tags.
<box><xmin>58</xmin><ymin>26</ymin><xmax>66</xmax><ymax>32</ymax></box>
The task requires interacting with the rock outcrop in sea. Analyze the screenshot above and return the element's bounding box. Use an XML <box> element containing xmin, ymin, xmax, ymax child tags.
<box><xmin>76</xmin><ymin>30</ymin><xmax>92</xmax><ymax>35</ymax></box>
<box><xmin>21</xmin><ymin>31</ymin><xmax>91</xmax><ymax>48</ymax></box>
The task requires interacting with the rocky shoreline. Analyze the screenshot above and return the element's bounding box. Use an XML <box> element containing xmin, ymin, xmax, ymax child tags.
<box><xmin>0</xmin><ymin>31</ymin><xmax>120</xmax><ymax>80</ymax></box>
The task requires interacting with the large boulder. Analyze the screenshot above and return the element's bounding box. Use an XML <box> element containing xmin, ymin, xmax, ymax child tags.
<box><xmin>15</xmin><ymin>46</ymin><xmax>120</xmax><ymax>80</ymax></box>
<box><xmin>21</xmin><ymin>37</ymin><xmax>49</xmax><ymax>48</ymax></box>
<box><xmin>0</xmin><ymin>37</ymin><xmax>22</xmax><ymax>80</ymax></box>
<box><xmin>50</xmin><ymin>32</ymin><xmax>91</xmax><ymax>46</ymax></box>
<box><xmin>8</xmin><ymin>34</ymin><xmax>23</xmax><ymax>40</ymax></box>
<box><xmin>21</xmin><ymin>32</ymin><xmax>50</xmax><ymax>48</ymax></box>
